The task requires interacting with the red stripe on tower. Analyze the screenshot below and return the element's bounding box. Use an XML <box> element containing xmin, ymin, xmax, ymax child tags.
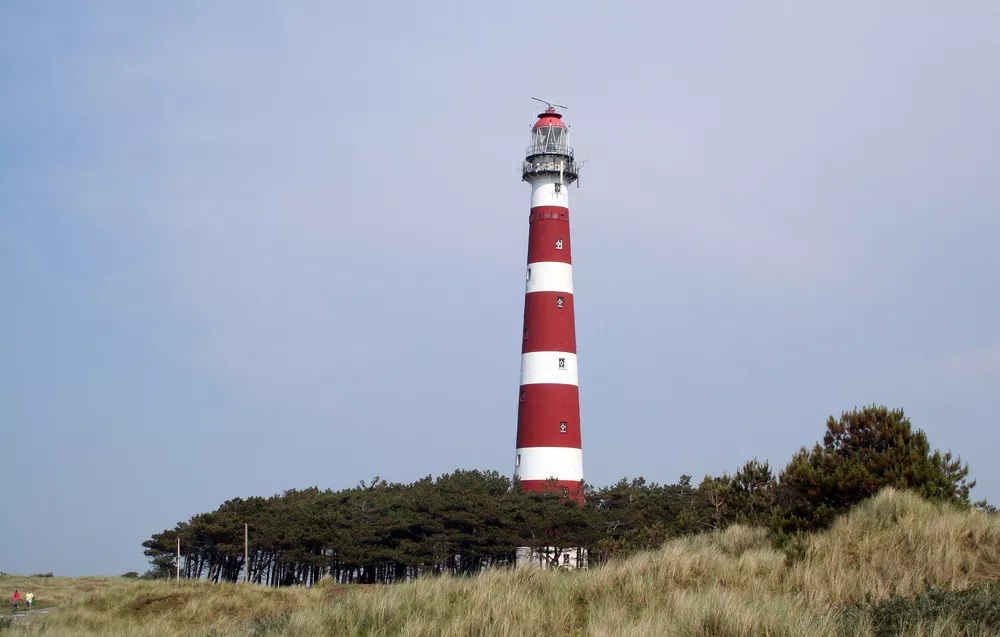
<box><xmin>515</xmin><ymin>102</ymin><xmax>584</xmax><ymax>503</ymax></box>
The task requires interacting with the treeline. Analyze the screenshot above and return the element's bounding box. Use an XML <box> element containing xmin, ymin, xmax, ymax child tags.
<box><xmin>142</xmin><ymin>405</ymin><xmax>987</xmax><ymax>585</ymax></box>
<box><xmin>142</xmin><ymin>471</ymin><xmax>697</xmax><ymax>585</ymax></box>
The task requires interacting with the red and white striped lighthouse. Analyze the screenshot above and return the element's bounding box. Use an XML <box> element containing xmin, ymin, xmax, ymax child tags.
<box><xmin>514</xmin><ymin>99</ymin><xmax>584</xmax><ymax>501</ymax></box>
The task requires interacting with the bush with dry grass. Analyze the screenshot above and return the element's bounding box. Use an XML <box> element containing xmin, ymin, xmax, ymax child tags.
<box><xmin>3</xmin><ymin>488</ymin><xmax>998</xmax><ymax>636</ymax></box>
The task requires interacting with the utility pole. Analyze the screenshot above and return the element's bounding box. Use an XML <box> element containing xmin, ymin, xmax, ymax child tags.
<box><xmin>176</xmin><ymin>536</ymin><xmax>180</xmax><ymax>583</ymax></box>
<box><xmin>244</xmin><ymin>524</ymin><xmax>249</xmax><ymax>583</ymax></box>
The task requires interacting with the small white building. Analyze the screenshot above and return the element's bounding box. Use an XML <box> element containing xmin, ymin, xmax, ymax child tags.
<box><xmin>515</xmin><ymin>545</ymin><xmax>587</xmax><ymax>569</ymax></box>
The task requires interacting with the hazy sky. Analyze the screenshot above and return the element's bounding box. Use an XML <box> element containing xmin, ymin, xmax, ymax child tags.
<box><xmin>3</xmin><ymin>2</ymin><xmax>999</xmax><ymax>577</ymax></box>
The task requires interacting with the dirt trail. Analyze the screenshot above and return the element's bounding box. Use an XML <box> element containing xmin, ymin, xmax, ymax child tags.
<box><xmin>9</xmin><ymin>607</ymin><xmax>56</xmax><ymax>623</ymax></box>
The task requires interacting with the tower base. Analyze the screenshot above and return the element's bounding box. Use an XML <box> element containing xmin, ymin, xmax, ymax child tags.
<box><xmin>515</xmin><ymin>546</ymin><xmax>588</xmax><ymax>569</ymax></box>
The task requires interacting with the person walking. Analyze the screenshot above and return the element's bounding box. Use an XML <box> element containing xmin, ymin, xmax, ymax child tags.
<box><xmin>11</xmin><ymin>590</ymin><xmax>19</xmax><ymax>614</ymax></box>
<box><xmin>25</xmin><ymin>591</ymin><xmax>34</xmax><ymax>611</ymax></box>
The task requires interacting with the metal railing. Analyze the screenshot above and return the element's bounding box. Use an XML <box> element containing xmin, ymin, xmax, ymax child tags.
<box><xmin>525</xmin><ymin>144</ymin><xmax>575</xmax><ymax>159</ymax></box>
<box><xmin>521</xmin><ymin>158</ymin><xmax>580</xmax><ymax>183</ymax></box>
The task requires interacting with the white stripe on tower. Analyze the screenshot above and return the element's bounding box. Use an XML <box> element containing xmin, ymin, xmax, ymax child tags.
<box><xmin>530</xmin><ymin>179</ymin><xmax>568</xmax><ymax>208</ymax></box>
<box><xmin>520</xmin><ymin>352</ymin><xmax>579</xmax><ymax>385</ymax></box>
<box><xmin>525</xmin><ymin>262</ymin><xmax>573</xmax><ymax>295</ymax></box>
<box><xmin>515</xmin><ymin>447</ymin><xmax>584</xmax><ymax>482</ymax></box>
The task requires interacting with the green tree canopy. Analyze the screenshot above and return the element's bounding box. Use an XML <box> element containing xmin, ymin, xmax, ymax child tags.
<box><xmin>773</xmin><ymin>405</ymin><xmax>975</xmax><ymax>534</ymax></box>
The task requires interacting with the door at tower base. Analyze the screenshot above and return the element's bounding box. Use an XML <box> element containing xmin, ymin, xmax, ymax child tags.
<box><xmin>515</xmin><ymin>546</ymin><xmax>588</xmax><ymax>569</ymax></box>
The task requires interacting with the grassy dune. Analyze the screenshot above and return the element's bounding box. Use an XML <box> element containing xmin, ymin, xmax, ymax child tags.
<box><xmin>3</xmin><ymin>488</ymin><xmax>999</xmax><ymax>636</ymax></box>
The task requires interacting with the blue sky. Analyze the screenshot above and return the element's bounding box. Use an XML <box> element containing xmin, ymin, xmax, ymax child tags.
<box><xmin>2</xmin><ymin>2</ymin><xmax>998</xmax><ymax>576</ymax></box>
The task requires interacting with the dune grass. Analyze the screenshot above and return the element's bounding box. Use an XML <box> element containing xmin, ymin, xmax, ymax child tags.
<box><xmin>3</xmin><ymin>488</ymin><xmax>999</xmax><ymax>636</ymax></box>
<box><xmin>0</xmin><ymin>575</ymin><xmax>130</xmax><ymax>611</ymax></box>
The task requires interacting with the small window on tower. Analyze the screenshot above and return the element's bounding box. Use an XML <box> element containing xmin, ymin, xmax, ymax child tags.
<box><xmin>554</xmin><ymin>183</ymin><xmax>562</xmax><ymax>193</ymax></box>
<box><xmin>519</xmin><ymin>390</ymin><xmax>525</xmax><ymax>403</ymax></box>
<box><xmin>526</xmin><ymin>268</ymin><xmax>531</xmax><ymax>280</ymax></box>
<box><xmin>516</xmin><ymin>454</ymin><xmax>521</xmax><ymax>467</ymax></box>
<box><xmin>555</xmin><ymin>238</ymin><xmax>564</xmax><ymax>250</ymax></box>
<box><xmin>556</xmin><ymin>296</ymin><xmax>565</xmax><ymax>308</ymax></box>
<box><xmin>523</xmin><ymin>327</ymin><xmax>529</xmax><ymax>340</ymax></box>
<box><xmin>558</xmin><ymin>357</ymin><xmax>566</xmax><ymax>369</ymax></box>
<box><xmin>559</xmin><ymin>422</ymin><xmax>568</xmax><ymax>433</ymax></box>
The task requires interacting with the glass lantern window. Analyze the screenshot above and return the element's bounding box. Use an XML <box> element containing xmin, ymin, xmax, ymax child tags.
<box><xmin>532</xmin><ymin>125</ymin><xmax>567</xmax><ymax>153</ymax></box>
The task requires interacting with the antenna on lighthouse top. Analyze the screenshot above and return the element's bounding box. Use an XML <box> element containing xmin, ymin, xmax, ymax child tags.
<box><xmin>531</xmin><ymin>97</ymin><xmax>568</xmax><ymax>112</ymax></box>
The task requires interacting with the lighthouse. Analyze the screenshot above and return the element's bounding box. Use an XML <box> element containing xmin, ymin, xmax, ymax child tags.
<box><xmin>514</xmin><ymin>99</ymin><xmax>584</xmax><ymax>502</ymax></box>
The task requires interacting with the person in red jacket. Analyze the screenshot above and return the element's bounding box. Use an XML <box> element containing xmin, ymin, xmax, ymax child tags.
<box><xmin>11</xmin><ymin>590</ymin><xmax>19</xmax><ymax>614</ymax></box>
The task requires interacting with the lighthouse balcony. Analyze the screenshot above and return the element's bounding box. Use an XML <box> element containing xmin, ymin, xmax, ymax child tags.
<box><xmin>525</xmin><ymin>144</ymin><xmax>574</xmax><ymax>160</ymax></box>
<box><xmin>521</xmin><ymin>157</ymin><xmax>580</xmax><ymax>183</ymax></box>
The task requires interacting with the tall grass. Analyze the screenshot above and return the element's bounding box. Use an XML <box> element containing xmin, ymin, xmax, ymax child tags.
<box><xmin>4</xmin><ymin>488</ymin><xmax>998</xmax><ymax>636</ymax></box>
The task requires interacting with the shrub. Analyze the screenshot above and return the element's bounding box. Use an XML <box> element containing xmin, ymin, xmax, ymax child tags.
<box><xmin>844</xmin><ymin>581</ymin><xmax>1000</xmax><ymax>637</ymax></box>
